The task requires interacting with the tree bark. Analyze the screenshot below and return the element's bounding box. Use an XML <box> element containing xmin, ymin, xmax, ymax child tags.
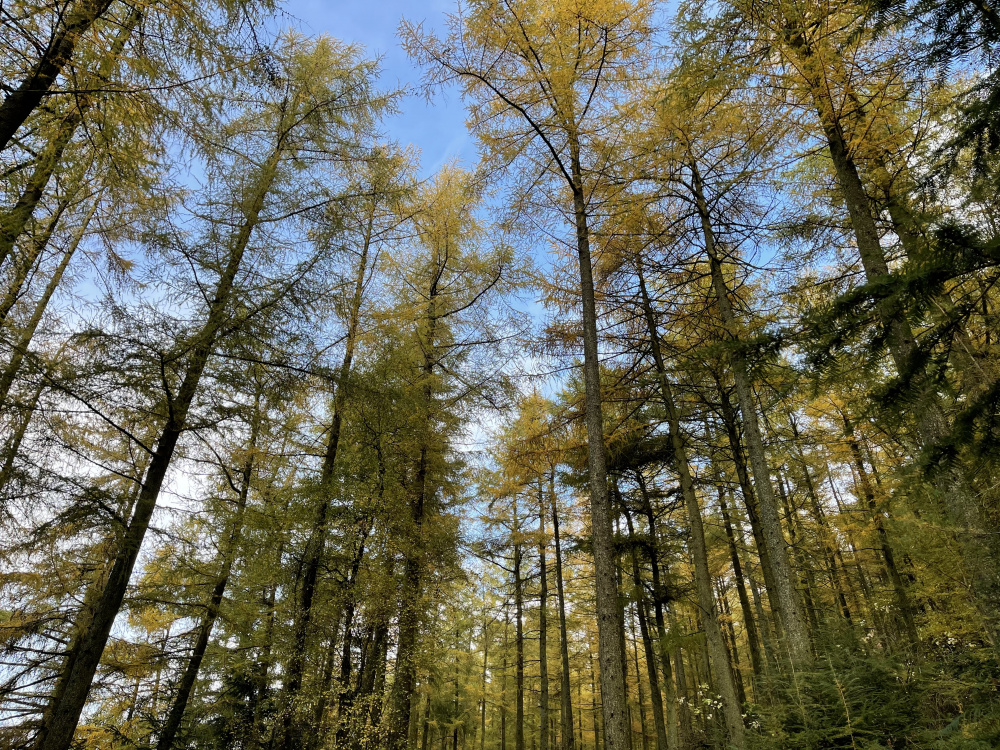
<box><xmin>691</xmin><ymin>160</ymin><xmax>810</xmax><ymax>664</ymax></box>
<box><xmin>0</xmin><ymin>200</ymin><xmax>95</xmax><ymax>411</ymax></box>
<box><xmin>569</xmin><ymin>137</ymin><xmax>630</xmax><ymax>750</ymax></box>
<box><xmin>0</xmin><ymin>0</ymin><xmax>118</xmax><ymax>155</ymax></box>
<box><xmin>278</xmin><ymin>208</ymin><xmax>375</xmax><ymax>750</ymax></box>
<box><xmin>538</xmin><ymin>480</ymin><xmax>550</xmax><ymax>750</ymax></box>
<box><xmin>155</xmin><ymin>394</ymin><xmax>262</xmax><ymax>750</ymax></box>
<box><xmin>622</xmin><ymin>506</ymin><xmax>668</xmax><ymax>750</ymax></box>
<box><xmin>32</xmin><ymin>123</ymin><xmax>286</xmax><ymax>750</ymax></box>
<box><xmin>634</xmin><ymin>260</ymin><xmax>745</xmax><ymax>747</ymax></box>
<box><xmin>716</xmin><ymin>489</ymin><xmax>764</xmax><ymax>683</ymax></box>
<box><xmin>0</xmin><ymin>10</ymin><xmax>136</xmax><ymax>270</ymax></box>
<box><xmin>550</xmin><ymin>470</ymin><xmax>576</xmax><ymax>750</ymax></box>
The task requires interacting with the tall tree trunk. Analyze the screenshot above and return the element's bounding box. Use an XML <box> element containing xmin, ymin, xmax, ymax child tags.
<box><xmin>622</xmin><ymin>507</ymin><xmax>668</xmax><ymax>750</ymax></box>
<box><xmin>0</xmin><ymin>0</ymin><xmax>118</xmax><ymax>155</ymax></box>
<box><xmin>155</xmin><ymin>392</ymin><xmax>263</xmax><ymax>750</ymax></box>
<box><xmin>0</xmin><ymin>200</ymin><xmax>95</xmax><ymax>410</ymax></box>
<box><xmin>550</xmin><ymin>470</ymin><xmax>576</xmax><ymax>750</ymax></box>
<box><xmin>786</xmin><ymin>416</ymin><xmax>853</xmax><ymax>624</ymax></box>
<box><xmin>629</xmin><ymin>610</ymin><xmax>649</xmax><ymax>750</ymax></box>
<box><xmin>690</xmin><ymin>161</ymin><xmax>810</xmax><ymax>664</ymax></box>
<box><xmin>514</xmin><ymin>496</ymin><xmax>526</xmax><ymax>750</ymax></box>
<box><xmin>588</xmin><ymin>652</ymin><xmax>601</xmax><ymax>750</ymax></box>
<box><xmin>278</xmin><ymin>208</ymin><xmax>375</xmax><ymax>750</ymax></box>
<box><xmin>634</xmin><ymin>260</ymin><xmax>746</xmax><ymax>747</ymax></box>
<box><xmin>843</xmin><ymin>414</ymin><xmax>919</xmax><ymax>647</ymax></box>
<box><xmin>538</xmin><ymin>480</ymin><xmax>550</xmax><ymax>750</ymax></box>
<box><xmin>714</xmin><ymin>381</ymin><xmax>783</xmax><ymax>637</ymax></box>
<box><xmin>775</xmin><ymin>472</ymin><xmax>819</xmax><ymax>641</ymax></box>
<box><xmin>0</xmin><ymin>194</ymin><xmax>69</xmax><ymax>325</ymax></box>
<box><xmin>386</xmin><ymin>225</ymin><xmax>444</xmax><ymax>750</ymax></box>
<box><xmin>0</xmin><ymin>10</ymin><xmax>136</xmax><ymax>270</ymax></box>
<box><xmin>569</xmin><ymin>137</ymin><xmax>629</xmax><ymax>750</ymax></box>
<box><xmin>633</xmin><ymin>473</ymin><xmax>679</xmax><ymax>750</ymax></box>
<box><xmin>716</xmin><ymin>489</ymin><xmax>764</xmax><ymax>683</ymax></box>
<box><xmin>480</xmin><ymin>620</ymin><xmax>489</xmax><ymax>750</ymax></box>
<box><xmin>31</xmin><ymin>125</ymin><xmax>287</xmax><ymax>750</ymax></box>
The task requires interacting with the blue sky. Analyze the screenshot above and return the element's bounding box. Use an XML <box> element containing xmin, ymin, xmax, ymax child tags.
<box><xmin>282</xmin><ymin>0</ymin><xmax>475</xmax><ymax>176</ymax></box>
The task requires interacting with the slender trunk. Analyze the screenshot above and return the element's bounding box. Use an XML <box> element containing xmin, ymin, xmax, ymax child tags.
<box><xmin>622</xmin><ymin>507</ymin><xmax>668</xmax><ymax>750</ymax></box>
<box><xmin>716</xmin><ymin>583</ymin><xmax>747</xmax><ymax>706</ymax></box>
<box><xmin>155</xmin><ymin>395</ymin><xmax>262</xmax><ymax>750</ymax></box>
<box><xmin>843</xmin><ymin>415</ymin><xmax>919</xmax><ymax>646</ymax></box>
<box><xmin>588</xmin><ymin>652</ymin><xmax>601</xmax><ymax>750</ymax></box>
<box><xmin>633</xmin><ymin>473</ymin><xmax>678</xmax><ymax>750</ymax></box>
<box><xmin>279</xmin><ymin>210</ymin><xmax>374</xmax><ymax>749</ymax></box>
<box><xmin>787</xmin><ymin>417</ymin><xmax>853</xmax><ymax>624</ymax></box>
<box><xmin>538</xmin><ymin>480</ymin><xmax>550</xmax><ymax>750</ymax></box>
<box><xmin>569</xmin><ymin>139</ymin><xmax>629</xmax><ymax>750</ymax></box>
<box><xmin>32</xmin><ymin>127</ymin><xmax>286</xmax><ymax>750</ymax></box>
<box><xmin>421</xmin><ymin>689</ymin><xmax>433</xmax><ymax>750</ymax></box>
<box><xmin>550</xmin><ymin>471</ymin><xmax>576</xmax><ymax>750</ymax></box>
<box><xmin>0</xmin><ymin>201</ymin><xmax>95</xmax><ymax>410</ymax></box>
<box><xmin>691</xmin><ymin>161</ymin><xmax>809</xmax><ymax>664</ymax></box>
<box><xmin>387</xmin><ymin>234</ymin><xmax>443</xmax><ymax>750</ymax></box>
<box><xmin>501</xmin><ymin>618</ymin><xmax>509</xmax><ymax>750</ymax></box>
<box><xmin>634</xmin><ymin>261</ymin><xmax>745</xmax><ymax>747</ymax></box>
<box><xmin>717</xmin><ymin>489</ymin><xmax>764</xmax><ymax>683</ymax></box>
<box><xmin>775</xmin><ymin>472</ymin><xmax>819</xmax><ymax>641</ymax></box>
<box><xmin>331</xmin><ymin>527</ymin><xmax>373</xmax><ymax>746</ymax></box>
<box><xmin>629</xmin><ymin>611</ymin><xmax>649</xmax><ymax>750</ymax></box>
<box><xmin>715</xmin><ymin>380</ymin><xmax>783</xmax><ymax>641</ymax></box>
<box><xmin>514</xmin><ymin>496</ymin><xmax>526</xmax><ymax>750</ymax></box>
<box><xmin>481</xmin><ymin>623</ymin><xmax>489</xmax><ymax>750</ymax></box>
<box><xmin>0</xmin><ymin>195</ymin><xmax>69</xmax><ymax>325</ymax></box>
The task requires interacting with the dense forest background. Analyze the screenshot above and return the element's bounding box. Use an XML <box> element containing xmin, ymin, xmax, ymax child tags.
<box><xmin>2</xmin><ymin>0</ymin><xmax>1000</xmax><ymax>749</ymax></box>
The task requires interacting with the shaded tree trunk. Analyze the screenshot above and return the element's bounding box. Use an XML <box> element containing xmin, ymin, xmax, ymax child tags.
<box><xmin>32</xmin><ymin>125</ymin><xmax>287</xmax><ymax>750</ymax></box>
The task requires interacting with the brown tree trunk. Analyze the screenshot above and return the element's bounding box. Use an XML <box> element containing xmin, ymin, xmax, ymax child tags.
<box><xmin>155</xmin><ymin>393</ymin><xmax>263</xmax><ymax>750</ymax></box>
<box><xmin>278</xmin><ymin>209</ymin><xmax>375</xmax><ymax>750</ymax></box>
<box><xmin>0</xmin><ymin>0</ymin><xmax>117</xmax><ymax>155</ymax></box>
<box><xmin>717</xmin><ymin>489</ymin><xmax>765</xmax><ymax>683</ymax></box>
<box><xmin>691</xmin><ymin>161</ymin><xmax>810</xmax><ymax>664</ymax></box>
<box><xmin>514</xmin><ymin>495</ymin><xmax>526</xmax><ymax>750</ymax></box>
<box><xmin>550</xmin><ymin>471</ymin><xmax>576</xmax><ymax>750</ymax></box>
<box><xmin>633</xmin><ymin>473</ymin><xmax>679</xmax><ymax>750</ymax></box>
<box><xmin>622</xmin><ymin>506</ymin><xmax>668</xmax><ymax>750</ymax></box>
<box><xmin>568</xmin><ymin>138</ymin><xmax>630</xmax><ymax>750</ymax></box>
<box><xmin>634</xmin><ymin>260</ymin><xmax>745</xmax><ymax>747</ymax></box>
<box><xmin>843</xmin><ymin>414</ymin><xmax>919</xmax><ymax>647</ymax></box>
<box><xmin>0</xmin><ymin>10</ymin><xmax>136</xmax><ymax>270</ymax></box>
<box><xmin>539</xmin><ymin>481</ymin><xmax>550</xmax><ymax>750</ymax></box>
<box><xmin>0</xmin><ymin>200</ymin><xmax>94</xmax><ymax>410</ymax></box>
<box><xmin>32</xmin><ymin>127</ymin><xmax>286</xmax><ymax>750</ymax></box>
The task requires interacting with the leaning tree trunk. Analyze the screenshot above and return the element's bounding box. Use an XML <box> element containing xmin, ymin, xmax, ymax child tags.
<box><xmin>0</xmin><ymin>10</ymin><xmax>136</xmax><ymax>270</ymax></box>
<box><xmin>32</xmin><ymin>122</ymin><xmax>287</xmax><ymax>750</ymax></box>
<box><xmin>0</xmin><ymin>200</ymin><xmax>96</xmax><ymax>411</ymax></box>
<box><xmin>0</xmin><ymin>0</ymin><xmax>118</xmax><ymax>155</ymax></box>
<box><xmin>155</xmin><ymin>393</ymin><xmax>263</xmax><ymax>750</ymax></box>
